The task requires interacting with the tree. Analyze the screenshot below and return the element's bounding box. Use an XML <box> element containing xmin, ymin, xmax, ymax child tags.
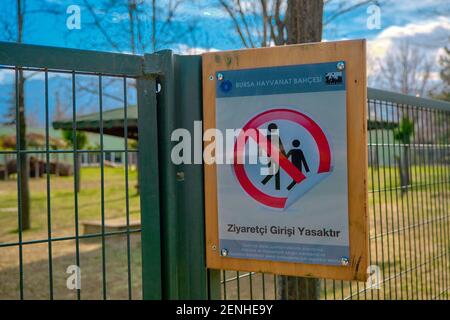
<box><xmin>75</xmin><ymin>1</ymin><xmax>205</xmax><ymax>194</ymax></box>
<box><xmin>80</xmin><ymin>0</ymin><xmax>203</xmax><ymax>54</ymax></box>
<box><xmin>432</xmin><ymin>42</ymin><xmax>450</xmax><ymax>158</ymax></box>
<box><xmin>434</xmin><ymin>44</ymin><xmax>450</xmax><ymax>101</ymax></box>
<box><xmin>393</xmin><ymin>117</ymin><xmax>414</xmax><ymax>193</ymax></box>
<box><xmin>0</xmin><ymin>0</ymin><xmax>59</xmax><ymax>230</ymax></box>
<box><xmin>219</xmin><ymin>0</ymin><xmax>377</xmax><ymax>48</ymax></box>
<box><xmin>371</xmin><ymin>41</ymin><xmax>435</xmax><ymax>97</ymax></box>
<box><xmin>219</xmin><ymin>0</ymin><xmax>380</xmax><ymax>301</ymax></box>
<box><xmin>62</xmin><ymin>130</ymin><xmax>88</xmax><ymax>193</ymax></box>
<box><xmin>371</xmin><ymin>40</ymin><xmax>442</xmax><ymax>170</ymax></box>
<box><xmin>13</xmin><ymin>0</ymin><xmax>30</xmax><ymax>230</ymax></box>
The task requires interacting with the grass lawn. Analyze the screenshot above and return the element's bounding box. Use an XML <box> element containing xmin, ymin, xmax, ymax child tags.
<box><xmin>1</xmin><ymin>164</ymin><xmax>449</xmax><ymax>300</ymax></box>
<box><xmin>220</xmin><ymin>165</ymin><xmax>450</xmax><ymax>300</ymax></box>
<box><xmin>0</xmin><ymin>166</ymin><xmax>142</xmax><ymax>300</ymax></box>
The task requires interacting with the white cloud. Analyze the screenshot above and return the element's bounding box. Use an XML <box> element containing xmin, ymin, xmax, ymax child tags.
<box><xmin>0</xmin><ymin>69</ymin><xmax>14</xmax><ymax>85</ymax></box>
<box><xmin>368</xmin><ymin>16</ymin><xmax>450</xmax><ymax>63</ymax></box>
<box><xmin>366</xmin><ymin>16</ymin><xmax>450</xmax><ymax>94</ymax></box>
<box><xmin>175</xmin><ymin>44</ymin><xmax>218</xmax><ymax>55</ymax></box>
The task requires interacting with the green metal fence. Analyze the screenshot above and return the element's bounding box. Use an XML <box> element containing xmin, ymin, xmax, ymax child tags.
<box><xmin>1</xmin><ymin>42</ymin><xmax>449</xmax><ymax>300</ymax></box>
<box><xmin>0</xmin><ymin>42</ymin><xmax>152</xmax><ymax>300</ymax></box>
<box><xmin>215</xmin><ymin>89</ymin><xmax>450</xmax><ymax>300</ymax></box>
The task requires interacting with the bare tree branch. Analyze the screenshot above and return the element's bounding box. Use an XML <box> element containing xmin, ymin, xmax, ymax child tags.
<box><xmin>324</xmin><ymin>0</ymin><xmax>379</xmax><ymax>26</ymax></box>
<box><xmin>219</xmin><ymin>0</ymin><xmax>250</xmax><ymax>47</ymax></box>
<box><xmin>82</xmin><ymin>0</ymin><xmax>122</xmax><ymax>52</ymax></box>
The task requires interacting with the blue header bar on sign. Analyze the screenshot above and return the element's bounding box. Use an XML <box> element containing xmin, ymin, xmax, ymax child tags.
<box><xmin>216</xmin><ymin>61</ymin><xmax>346</xmax><ymax>98</ymax></box>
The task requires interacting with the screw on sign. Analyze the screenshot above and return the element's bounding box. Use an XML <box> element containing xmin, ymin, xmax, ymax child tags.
<box><xmin>233</xmin><ymin>108</ymin><xmax>333</xmax><ymax>210</ymax></box>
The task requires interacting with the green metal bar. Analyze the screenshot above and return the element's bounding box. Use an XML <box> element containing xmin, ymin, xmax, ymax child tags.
<box><xmin>378</xmin><ymin>100</ymin><xmax>392</xmax><ymax>298</ymax></box>
<box><xmin>138</xmin><ymin>74</ymin><xmax>162</xmax><ymax>300</ymax></box>
<box><xmin>0</xmin><ymin>229</ymin><xmax>141</xmax><ymax>248</ymax></box>
<box><xmin>389</xmin><ymin>101</ymin><xmax>403</xmax><ymax>300</ymax></box>
<box><xmin>123</xmin><ymin>77</ymin><xmax>133</xmax><ymax>300</ymax></box>
<box><xmin>237</xmin><ymin>272</ymin><xmax>241</xmax><ymax>300</ymax></box>
<box><xmin>147</xmin><ymin>51</ymin><xmax>211</xmax><ymax>299</ymax></box>
<box><xmin>207</xmin><ymin>270</ymin><xmax>222</xmax><ymax>300</ymax></box>
<box><xmin>262</xmin><ymin>274</ymin><xmax>266</xmax><ymax>300</ymax></box>
<box><xmin>383</xmin><ymin>101</ymin><xmax>398</xmax><ymax>299</ymax></box>
<box><xmin>44</xmin><ymin>70</ymin><xmax>54</xmax><ymax>300</ymax></box>
<box><xmin>441</xmin><ymin>111</ymin><xmax>450</xmax><ymax>300</ymax></box>
<box><xmin>424</xmin><ymin>107</ymin><xmax>439</xmax><ymax>298</ymax></box>
<box><xmin>368</xmin><ymin>100</ymin><xmax>379</xmax><ymax>300</ymax></box>
<box><xmin>0</xmin><ymin>149</ymin><xmax>138</xmax><ymax>155</ymax></box>
<box><xmin>0</xmin><ymin>41</ymin><xmax>143</xmax><ymax>76</ymax></box>
<box><xmin>99</xmin><ymin>75</ymin><xmax>107</xmax><ymax>300</ymax></box>
<box><xmin>14</xmin><ymin>67</ymin><xmax>24</xmax><ymax>300</ymax></box>
<box><xmin>171</xmin><ymin>54</ymin><xmax>210</xmax><ymax>299</ymax></box>
<box><xmin>408</xmin><ymin>104</ymin><xmax>424</xmax><ymax>299</ymax></box>
<box><xmin>368</xmin><ymin>88</ymin><xmax>450</xmax><ymax>112</ymax></box>
<box><xmin>71</xmin><ymin>71</ymin><xmax>81</xmax><ymax>300</ymax></box>
<box><xmin>149</xmin><ymin>51</ymin><xmax>179</xmax><ymax>299</ymax></box>
<box><xmin>222</xmin><ymin>271</ymin><xmax>227</xmax><ymax>300</ymax></box>
<box><xmin>249</xmin><ymin>272</ymin><xmax>253</xmax><ymax>299</ymax></box>
<box><xmin>433</xmin><ymin>109</ymin><xmax>446</xmax><ymax>299</ymax></box>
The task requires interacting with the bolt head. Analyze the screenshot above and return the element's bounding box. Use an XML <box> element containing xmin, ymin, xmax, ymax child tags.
<box><xmin>217</xmin><ymin>73</ymin><xmax>224</xmax><ymax>81</ymax></box>
<box><xmin>221</xmin><ymin>249</ymin><xmax>228</xmax><ymax>257</ymax></box>
<box><xmin>337</xmin><ymin>61</ymin><xmax>345</xmax><ymax>71</ymax></box>
<box><xmin>176</xmin><ymin>171</ymin><xmax>185</xmax><ymax>181</ymax></box>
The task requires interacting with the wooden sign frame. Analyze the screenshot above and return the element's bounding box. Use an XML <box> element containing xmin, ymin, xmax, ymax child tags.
<box><xmin>202</xmin><ymin>40</ymin><xmax>368</xmax><ymax>281</ymax></box>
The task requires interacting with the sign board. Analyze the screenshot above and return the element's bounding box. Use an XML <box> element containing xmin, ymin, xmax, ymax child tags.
<box><xmin>202</xmin><ymin>40</ymin><xmax>368</xmax><ymax>281</ymax></box>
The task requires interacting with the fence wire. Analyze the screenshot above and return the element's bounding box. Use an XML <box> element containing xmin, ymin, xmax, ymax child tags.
<box><xmin>1</xmin><ymin>43</ymin><xmax>450</xmax><ymax>301</ymax></box>
<box><xmin>219</xmin><ymin>97</ymin><xmax>450</xmax><ymax>300</ymax></box>
<box><xmin>0</xmin><ymin>64</ymin><xmax>141</xmax><ymax>300</ymax></box>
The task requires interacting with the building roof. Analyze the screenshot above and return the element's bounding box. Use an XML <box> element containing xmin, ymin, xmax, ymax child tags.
<box><xmin>51</xmin><ymin>89</ymin><xmax>450</xmax><ymax>138</ymax></box>
<box><xmin>52</xmin><ymin>106</ymin><xmax>138</xmax><ymax>139</ymax></box>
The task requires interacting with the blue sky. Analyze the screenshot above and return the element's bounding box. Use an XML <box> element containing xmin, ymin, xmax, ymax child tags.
<box><xmin>0</xmin><ymin>0</ymin><xmax>449</xmax><ymax>128</ymax></box>
<box><xmin>0</xmin><ymin>0</ymin><xmax>448</xmax><ymax>52</ymax></box>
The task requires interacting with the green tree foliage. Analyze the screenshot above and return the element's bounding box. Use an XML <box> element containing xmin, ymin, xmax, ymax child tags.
<box><xmin>61</xmin><ymin>130</ymin><xmax>88</xmax><ymax>149</ymax></box>
<box><xmin>393</xmin><ymin>117</ymin><xmax>414</xmax><ymax>144</ymax></box>
<box><xmin>62</xmin><ymin>130</ymin><xmax>88</xmax><ymax>193</ymax></box>
<box><xmin>394</xmin><ymin>117</ymin><xmax>414</xmax><ymax>192</ymax></box>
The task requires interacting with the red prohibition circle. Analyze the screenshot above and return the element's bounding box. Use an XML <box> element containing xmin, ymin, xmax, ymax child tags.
<box><xmin>233</xmin><ymin>108</ymin><xmax>332</xmax><ymax>209</ymax></box>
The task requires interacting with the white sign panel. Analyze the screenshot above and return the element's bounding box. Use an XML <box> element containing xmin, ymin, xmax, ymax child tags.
<box><xmin>215</xmin><ymin>62</ymin><xmax>349</xmax><ymax>266</ymax></box>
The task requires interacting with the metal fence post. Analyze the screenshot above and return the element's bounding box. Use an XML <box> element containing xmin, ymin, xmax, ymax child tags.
<box><xmin>142</xmin><ymin>51</ymin><xmax>215</xmax><ymax>299</ymax></box>
<box><xmin>138</xmin><ymin>73</ymin><xmax>163</xmax><ymax>300</ymax></box>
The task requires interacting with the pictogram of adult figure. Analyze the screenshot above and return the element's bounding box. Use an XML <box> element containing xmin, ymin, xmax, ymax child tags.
<box><xmin>261</xmin><ymin>123</ymin><xmax>286</xmax><ymax>190</ymax></box>
<box><xmin>287</xmin><ymin>139</ymin><xmax>310</xmax><ymax>191</ymax></box>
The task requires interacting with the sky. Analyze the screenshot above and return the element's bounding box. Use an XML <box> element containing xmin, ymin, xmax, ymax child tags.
<box><xmin>0</xmin><ymin>0</ymin><xmax>449</xmax><ymax>127</ymax></box>
<box><xmin>0</xmin><ymin>0</ymin><xmax>448</xmax><ymax>54</ymax></box>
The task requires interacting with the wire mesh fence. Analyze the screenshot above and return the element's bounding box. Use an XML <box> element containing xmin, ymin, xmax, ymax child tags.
<box><xmin>0</xmin><ymin>55</ymin><xmax>142</xmax><ymax>299</ymax></box>
<box><xmin>218</xmin><ymin>93</ymin><xmax>450</xmax><ymax>300</ymax></box>
<box><xmin>1</xmin><ymin>42</ymin><xmax>449</xmax><ymax>301</ymax></box>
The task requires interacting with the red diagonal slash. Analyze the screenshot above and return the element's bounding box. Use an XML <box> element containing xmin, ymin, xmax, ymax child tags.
<box><xmin>242</xmin><ymin>131</ymin><xmax>305</xmax><ymax>183</ymax></box>
<box><xmin>256</xmin><ymin>132</ymin><xmax>305</xmax><ymax>183</ymax></box>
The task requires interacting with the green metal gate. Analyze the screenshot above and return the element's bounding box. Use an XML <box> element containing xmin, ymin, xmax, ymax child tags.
<box><xmin>0</xmin><ymin>42</ymin><xmax>210</xmax><ymax>300</ymax></box>
<box><xmin>0</xmin><ymin>42</ymin><xmax>156</xmax><ymax>299</ymax></box>
<box><xmin>1</xmin><ymin>41</ymin><xmax>450</xmax><ymax>300</ymax></box>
